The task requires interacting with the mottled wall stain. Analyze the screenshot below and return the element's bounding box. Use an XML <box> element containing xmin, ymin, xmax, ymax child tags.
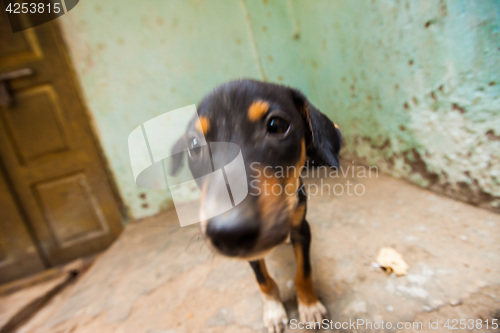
<box><xmin>287</xmin><ymin>0</ymin><xmax>500</xmax><ymax>212</ymax></box>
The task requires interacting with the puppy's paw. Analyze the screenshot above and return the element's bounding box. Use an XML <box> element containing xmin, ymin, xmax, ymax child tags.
<box><xmin>298</xmin><ymin>300</ymin><xmax>328</xmax><ymax>323</ymax></box>
<box><xmin>263</xmin><ymin>298</ymin><xmax>288</xmax><ymax>333</ymax></box>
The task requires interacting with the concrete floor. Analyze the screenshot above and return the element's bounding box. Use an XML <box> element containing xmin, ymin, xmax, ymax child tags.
<box><xmin>11</xmin><ymin>167</ymin><xmax>500</xmax><ymax>333</ymax></box>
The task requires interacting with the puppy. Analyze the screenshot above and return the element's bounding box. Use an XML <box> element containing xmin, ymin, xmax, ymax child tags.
<box><xmin>170</xmin><ymin>79</ymin><xmax>342</xmax><ymax>333</ymax></box>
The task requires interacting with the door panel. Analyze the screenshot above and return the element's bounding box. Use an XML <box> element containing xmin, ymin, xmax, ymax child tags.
<box><xmin>0</xmin><ymin>14</ymin><xmax>123</xmax><ymax>275</ymax></box>
<box><xmin>34</xmin><ymin>173</ymin><xmax>109</xmax><ymax>248</ymax></box>
<box><xmin>3</xmin><ymin>85</ymin><xmax>70</xmax><ymax>163</ymax></box>
<box><xmin>0</xmin><ymin>22</ymin><xmax>42</xmax><ymax>65</ymax></box>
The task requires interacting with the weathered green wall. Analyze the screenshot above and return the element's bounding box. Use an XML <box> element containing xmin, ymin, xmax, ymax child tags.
<box><xmin>60</xmin><ymin>0</ymin><xmax>500</xmax><ymax>219</ymax></box>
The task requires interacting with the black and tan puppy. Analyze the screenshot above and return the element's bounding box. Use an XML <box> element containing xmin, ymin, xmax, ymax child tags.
<box><xmin>171</xmin><ymin>79</ymin><xmax>342</xmax><ymax>333</ymax></box>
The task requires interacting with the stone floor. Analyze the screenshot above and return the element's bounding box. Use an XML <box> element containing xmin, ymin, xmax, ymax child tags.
<box><xmin>8</xmin><ymin>167</ymin><xmax>500</xmax><ymax>333</ymax></box>
<box><xmin>0</xmin><ymin>273</ymin><xmax>67</xmax><ymax>330</ymax></box>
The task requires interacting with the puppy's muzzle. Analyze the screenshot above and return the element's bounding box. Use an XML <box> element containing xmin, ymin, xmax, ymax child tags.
<box><xmin>205</xmin><ymin>201</ymin><xmax>260</xmax><ymax>257</ymax></box>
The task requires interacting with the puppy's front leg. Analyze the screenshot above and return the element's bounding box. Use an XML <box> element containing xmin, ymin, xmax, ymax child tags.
<box><xmin>249</xmin><ymin>259</ymin><xmax>288</xmax><ymax>333</ymax></box>
<box><xmin>291</xmin><ymin>206</ymin><xmax>328</xmax><ymax>323</ymax></box>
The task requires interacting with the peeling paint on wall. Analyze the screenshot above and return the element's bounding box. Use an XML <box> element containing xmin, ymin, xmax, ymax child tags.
<box><xmin>288</xmin><ymin>0</ymin><xmax>500</xmax><ymax>212</ymax></box>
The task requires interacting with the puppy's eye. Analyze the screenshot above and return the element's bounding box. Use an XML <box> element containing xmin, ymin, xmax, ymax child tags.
<box><xmin>267</xmin><ymin>117</ymin><xmax>290</xmax><ymax>135</ymax></box>
<box><xmin>187</xmin><ymin>137</ymin><xmax>202</xmax><ymax>158</ymax></box>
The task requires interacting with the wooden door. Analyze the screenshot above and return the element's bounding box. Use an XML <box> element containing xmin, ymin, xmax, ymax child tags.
<box><xmin>0</xmin><ymin>14</ymin><xmax>123</xmax><ymax>283</ymax></box>
<box><xmin>0</xmin><ymin>162</ymin><xmax>45</xmax><ymax>283</ymax></box>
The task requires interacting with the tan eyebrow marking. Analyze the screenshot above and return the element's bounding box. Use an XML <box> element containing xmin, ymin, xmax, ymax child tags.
<box><xmin>248</xmin><ymin>100</ymin><xmax>270</xmax><ymax>122</ymax></box>
<box><xmin>196</xmin><ymin>116</ymin><xmax>210</xmax><ymax>135</ymax></box>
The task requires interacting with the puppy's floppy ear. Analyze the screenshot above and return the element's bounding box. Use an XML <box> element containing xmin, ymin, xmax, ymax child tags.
<box><xmin>169</xmin><ymin>136</ymin><xmax>186</xmax><ymax>176</ymax></box>
<box><xmin>290</xmin><ymin>89</ymin><xmax>342</xmax><ymax>168</ymax></box>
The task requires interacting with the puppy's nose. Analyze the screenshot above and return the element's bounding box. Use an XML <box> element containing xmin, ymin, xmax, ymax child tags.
<box><xmin>206</xmin><ymin>213</ymin><xmax>259</xmax><ymax>255</ymax></box>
